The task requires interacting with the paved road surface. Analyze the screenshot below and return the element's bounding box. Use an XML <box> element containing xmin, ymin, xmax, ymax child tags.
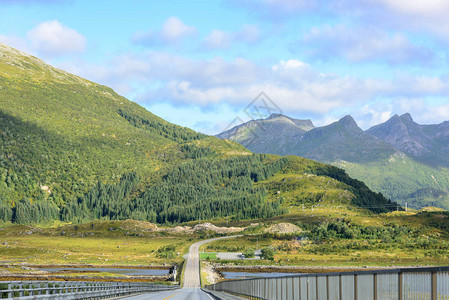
<box><xmin>120</xmin><ymin>288</ymin><xmax>214</xmax><ymax>300</ymax></box>
<box><xmin>124</xmin><ymin>235</ymin><xmax>240</xmax><ymax>299</ymax></box>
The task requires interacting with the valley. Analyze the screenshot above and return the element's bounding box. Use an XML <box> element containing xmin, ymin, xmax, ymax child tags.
<box><xmin>1</xmin><ymin>42</ymin><xmax>449</xmax><ymax>294</ymax></box>
<box><xmin>1</xmin><ymin>205</ymin><xmax>449</xmax><ymax>285</ymax></box>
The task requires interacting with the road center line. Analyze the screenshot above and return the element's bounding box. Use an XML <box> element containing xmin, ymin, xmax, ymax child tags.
<box><xmin>162</xmin><ymin>292</ymin><xmax>180</xmax><ymax>300</ymax></box>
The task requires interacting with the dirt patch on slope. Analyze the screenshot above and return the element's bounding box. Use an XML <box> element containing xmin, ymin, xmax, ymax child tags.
<box><xmin>265</xmin><ymin>223</ymin><xmax>302</xmax><ymax>234</ymax></box>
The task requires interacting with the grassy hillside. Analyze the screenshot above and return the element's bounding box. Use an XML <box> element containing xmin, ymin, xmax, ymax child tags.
<box><xmin>0</xmin><ymin>43</ymin><xmax>397</xmax><ymax>225</ymax></box>
<box><xmin>0</xmin><ymin>43</ymin><xmax>245</xmax><ymax>206</ymax></box>
<box><xmin>336</xmin><ymin>154</ymin><xmax>449</xmax><ymax>209</ymax></box>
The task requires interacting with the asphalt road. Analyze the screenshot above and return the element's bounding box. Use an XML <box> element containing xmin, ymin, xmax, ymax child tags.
<box><xmin>121</xmin><ymin>288</ymin><xmax>214</xmax><ymax>300</ymax></box>
<box><xmin>123</xmin><ymin>235</ymin><xmax>240</xmax><ymax>299</ymax></box>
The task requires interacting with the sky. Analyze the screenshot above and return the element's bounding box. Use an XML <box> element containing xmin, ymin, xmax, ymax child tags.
<box><xmin>1</xmin><ymin>0</ymin><xmax>449</xmax><ymax>134</ymax></box>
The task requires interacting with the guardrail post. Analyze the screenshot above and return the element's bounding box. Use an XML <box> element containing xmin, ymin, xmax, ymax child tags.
<box><xmin>18</xmin><ymin>283</ymin><xmax>24</xmax><ymax>297</ymax></box>
<box><xmin>354</xmin><ymin>274</ymin><xmax>357</xmax><ymax>300</ymax></box>
<box><xmin>432</xmin><ymin>271</ymin><xmax>437</xmax><ymax>300</ymax></box>
<box><xmin>291</xmin><ymin>277</ymin><xmax>295</xmax><ymax>300</ymax></box>
<box><xmin>7</xmin><ymin>283</ymin><xmax>12</xmax><ymax>298</ymax></box>
<box><xmin>306</xmin><ymin>277</ymin><xmax>310</xmax><ymax>300</ymax></box>
<box><xmin>264</xmin><ymin>278</ymin><xmax>268</xmax><ymax>299</ymax></box>
<box><xmin>398</xmin><ymin>272</ymin><xmax>403</xmax><ymax>300</ymax></box>
<box><xmin>326</xmin><ymin>275</ymin><xmax>330</xmax><ymax>300</ymax></box>
<box><xmin>373</xmin><ymin>273</ymin><xmax>377</xmax><ymax>300</ymax></box>
<box><xmin>339</xmin><ymin>275</ymin><xmax>342</xmax><ymax>300</ymax></box>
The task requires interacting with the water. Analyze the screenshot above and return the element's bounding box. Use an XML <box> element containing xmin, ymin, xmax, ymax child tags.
<box><xmin>222</xmin><ymin>271</ymin><xmax>299</xmax><ymax>279</ymax></box>
<box><xmin>39</xmin><ymin>267</ymin><xmax>169</xmax><ymax>276</ymax></box>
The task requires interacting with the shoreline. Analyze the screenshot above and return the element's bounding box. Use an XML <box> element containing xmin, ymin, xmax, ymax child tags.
<box><xmin>0</xmin><ymin>263</ymin><xmax>175</xmax><ymax>282</ymax></box>
<box><xmin>0</xmin><ymin>275</ymin><xmax>170</xmax><ymax>282</ymax></box>
<box><xmin>0</xmin><ymin>263</ymin><xmax>172</xmax><ymax>270</ymax></box>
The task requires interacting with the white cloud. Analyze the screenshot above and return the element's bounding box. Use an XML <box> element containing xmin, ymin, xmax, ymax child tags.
<box><xmin>331</xmin><ymin>0</ymin><xmax>449</xmax><ymax>39</ymax></box>
<box><xmin>373</xmin><ymin>0</ymin><xmax>449</xmax><ymax>38</ymax></box>
<box><xmin>97</xmin><ymin>55</ymin><xmax>371</xmax><ymax>114</ymax></box>
<box><xmin>265</xmin><ymin>0</ymin><xmax>311</xmax><ymax>10</ymax></box>
<box><xmin>57</xmin><ymin>51</ymin><xmax>449</xmax><ymax>131</ymax></box>
<box><xmin>357</xmin><ymin>96</ymin><xmax>449</xmax><ymax>129</ymax></box>
<box><xmin>160</xmin><ymin>17</ymin><xmax>196</xmax><ymax>42</ymax></box>
<box><xmin>132</xmin><ymin>17</ymin><xmax>196</xmax><ymax>46</ymax></box>
<box><xmin>370</xmin><ymin>0</ymin><xmax>449</xmax><ymax>18</ymax></box>
<box><xmin>302</xmin><ymin>24</ymin><xmax>434</xmax><ymax>65</ymax></box>
<box><xmin>201</xmin><ymin>25</ymin><xmax>263</xmax><ymax>50</ymax></box>
<box><xmin>203</xmin><ymin>30</ymin><xmax>232</xmax><ymax>49</ymax></box>
<box><xmin>228</xmin><ymin>0</ymin><xmax>315</xmax><ymax>19</ymax></box>
<box><xmin>237</xmin><ymin>25</ymin><xmax>261</xmax><ymax>43</ymax></box>
<box><xmin>27</xmin><ymin>20</ymin><xmax>86</xmax><ymax>57</ymax></box>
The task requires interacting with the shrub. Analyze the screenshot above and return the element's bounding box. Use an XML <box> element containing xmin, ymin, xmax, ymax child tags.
<box><xmin>261</xmin><ymin>247</ymin><xmax>274</xmax><ymax>260</ymax></box>
<box><xmin>243</xmin><ymin>248</ymin><xmax>255</xmax><ymax>258</ymax></box>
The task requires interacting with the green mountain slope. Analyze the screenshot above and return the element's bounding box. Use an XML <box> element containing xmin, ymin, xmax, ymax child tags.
<box><xmin>0</xmin><ymin>43</ymin><xmax>397</xmax><ymax>224</ymax></box>
<box><xmin>218</xmin><ymin>113</ymin><xmax>449</xmax><ymax>209</ymax></box>
<box><xmin>0</xmin><ymin>43</ymin><xmax>213</xmax><ymax>204</ymax></box>
<box><xmin>336</xmin><ymin>154</ymin><xmax>449</xmax><ymax>209</ymax></box>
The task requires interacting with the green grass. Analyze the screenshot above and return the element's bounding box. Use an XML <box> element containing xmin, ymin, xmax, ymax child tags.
<box><xmin>257</xmin><ymin>173</ymin><xmax>354</xmax><ymax>208</ymax></box>
<box><xmin>0</xmin><ymin>235</ymin><xmax>188</xmax><ymax>265</ymax></box>
<box><xmin>199</xmin><ymin>253</ymin><xmax>217</xmax><ymax>260</ymax></box>
<box><xmin>0</xmin><ymin>220</ymin><xmax>201</xmax><ymax>266</ymax></box>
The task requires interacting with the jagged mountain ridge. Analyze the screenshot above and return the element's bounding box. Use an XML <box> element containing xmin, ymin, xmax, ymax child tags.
<box><xmin>218</xmin><ymin>114</ymin><xmax>397</xmax><ymax>162</ymax></box>
<box><xmin>217</xmin><ymin>114</ymin><xmax>315</xmax><ymax>155</ymax></box>
<box><xmin>367</xmin><ymin>113</ymin><xmax>449</xmax><ymax>166</ymax></box>
<box><xmin>217</xmin><ymin>113</ymin><xmax>449</xmax><ymax>209</ymax></box>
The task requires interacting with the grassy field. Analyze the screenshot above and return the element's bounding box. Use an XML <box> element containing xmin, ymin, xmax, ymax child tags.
<box><xmin>0</xmin><ymin>235</ymin><xmax>188</xmax><ymax>265</ymax></box>
<box><xmin>0</xmin><ymin>221</ymin><xmax>198</xmax><ymax>266</ymax></box>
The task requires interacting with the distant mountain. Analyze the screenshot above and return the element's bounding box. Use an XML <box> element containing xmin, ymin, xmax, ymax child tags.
<box><xmin>218</xmin><ymin>114</ymin><xmax>396</xmax><ymax>163</ymax></box>
<box><xmin>218</xmin><ymin>113</ymin><xmax>449</xmax><ymax>209</ymax></box>
<box><xmin>298</xmin><ymin>115</ymin><xmax>395</xmax><ymax>163</ymax></box>
<box><xmin>217</xmin><ymin>114</ymin><xmax>315</xmax><ymax>155</ymax></box>
<box><xmin>0</xmin><ymin>42</ymin><xmax>396</xmax><ymax>225</ymax></box>
<box><xmin>367</xmin><ymin>113</ymin><xmax>449</xmax><ymax>166</ymax></box>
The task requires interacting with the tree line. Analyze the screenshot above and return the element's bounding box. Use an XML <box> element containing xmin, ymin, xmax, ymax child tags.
<box><xmin>61</xmin><ymin>154</ymin><xmax>289</xmax><ymax>224</ymax></box>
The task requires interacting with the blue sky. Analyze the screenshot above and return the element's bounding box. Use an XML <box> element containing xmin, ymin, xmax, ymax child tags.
<box><xmin>1</xmin><ymin>0</ymin><xmax>449</xmax><ymax>134</ymax></box>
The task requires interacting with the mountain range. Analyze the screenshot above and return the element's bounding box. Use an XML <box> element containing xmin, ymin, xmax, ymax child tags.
<box><xmin>0</xmin><ymin>42</ymin><xmax>396</xmax><ymax>225</ymax></box>
<box><xmin>217</xmin><ymin>113</ymin><xmax>449</xmax><ymax>209</ymax></box>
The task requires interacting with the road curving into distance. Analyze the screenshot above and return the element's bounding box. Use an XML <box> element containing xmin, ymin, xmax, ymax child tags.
<box><xmin>123</xmin><ymin>235</ymin><xmax>241</xmax><ymax>300</ymax></box>
<box><xmin>183</xmin><ymin>235</ymin><xmax>240</xmax><ymax>288</ymax></box>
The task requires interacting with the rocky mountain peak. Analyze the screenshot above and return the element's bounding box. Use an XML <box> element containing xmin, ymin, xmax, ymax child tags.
<box><xmin>400</xmin><ymin>113</ymin><xmax>414</xmax><ymax>123</ymax></box>
<box><xmin>267</xmin><ymin>113</ymin><xmax>284</xmax><ymax>120</ymax></box>
<box><xmin>337</xmin><ymin>115</ymin><xmax>362</xmax><ymax>132</ymax></box>
<box><xmin>265</xmin><ymin>113</ymin><xmax>315</xmax><ymax>131</ymax></box>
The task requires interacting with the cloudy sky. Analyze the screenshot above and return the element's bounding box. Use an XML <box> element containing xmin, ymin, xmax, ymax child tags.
<box><xmin>1</xmin><ymin>0</ymin><xmax>449</xmax><ymax>134</ymax></box>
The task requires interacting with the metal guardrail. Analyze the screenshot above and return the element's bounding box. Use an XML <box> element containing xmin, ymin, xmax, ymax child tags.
<box><xmin>205</xmin><ymin>266</ymin><xmax>449</xmax><ymax>299</ymax></box>
<box><xmin>0</xmin><ymin>280</ymin><xmax>179</xmax><ymax>299</ymax></box>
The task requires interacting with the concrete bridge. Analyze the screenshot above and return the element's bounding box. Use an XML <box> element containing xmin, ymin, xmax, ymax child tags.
<box><xmin>205</xmin><ymin>266</ymin><xmax>449</xmax><ymax>300</ymax></box>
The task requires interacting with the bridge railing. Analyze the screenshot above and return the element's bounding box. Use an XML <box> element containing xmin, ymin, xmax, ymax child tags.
<box><xmin>205</xmin><ymin>266</ymin><xmax>449</xmax><ymax>300</ymax></box>
<box><xmin>0</xmin><ymin>280</ymin><xmax>179</xmax><ymax>299</ymax></box>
